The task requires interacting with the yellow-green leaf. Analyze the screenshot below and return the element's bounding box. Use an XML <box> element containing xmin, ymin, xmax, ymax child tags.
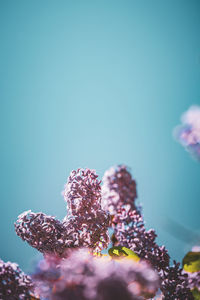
<box><xmin>108</xmin><ymin>246</ymin><xmax>140</xmax><ymax>262</ymax></box>
<box><xmin>192</xmin><ymin>288</ymin><xmax>200</xmax><ymax>300</ymax></box>
<box><xmin>182</xmin><ymin>252</ymin><xmax>200</xmax><ymax>273</ymax></box>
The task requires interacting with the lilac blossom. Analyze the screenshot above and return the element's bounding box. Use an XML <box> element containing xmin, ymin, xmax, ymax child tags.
<box><xmin>15</xmin><ymin>210</ymin><xmax>74</xmax><ymax>256</ymax></box>
<box><xmin>160</xmin><ymin>261</ymin><xmax>193</xmax><ymax>300</ymax></box>
<box><xmin>15</xmin><ymin>168</ymin><xmax>110</xmax><ymax>255</ymax></box>
<box><xmin>63</xmin><ymin>168</ymin><xmax>110</xmax><ymax>251</ymax></box>
<box><xmin>33</xmin><ymin>248</ymin><xmax>159</xmax><ymax>300</ymax></box>
<box><xmin>174</xmin><ymin>105</ymin><xmax>200</xmax><ymax>160</ymax></box>
<box><xmin>101</xmin><ymin>165</ymin><xmax>137</xmax><ymax>215</ymax></box>
<box><xmin>12</xmin><ymin>165</ymin><xmax>199</xmax><ymax>299</ymax></box>
<box><xmin>0</xmin><ymin>259</ymin><xmax>34</xmax><ymax>300</ymax></box>
<box><xmin>112</xmin><ymin>207</ymin><xmax>169</xmax><ymax>272</ymax></box>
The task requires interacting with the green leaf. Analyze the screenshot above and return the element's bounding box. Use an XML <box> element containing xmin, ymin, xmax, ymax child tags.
<box><xmin>108</xmin><ymin>246</ymin><xmax>140</xmax><ymax>262</ymax></box>
<box><xmin>182</xmin><ymin>251</ymin><xmax>200</xmax><ymax>273</ymax></box>
<box><xmin>192</xmin><ymin>288</ymin><xmax>200</xmax><ymax>300</ymax></box>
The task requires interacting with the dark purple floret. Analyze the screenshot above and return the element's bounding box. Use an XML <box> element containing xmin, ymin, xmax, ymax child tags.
<box><xmin>0</xmin><ymin>259</ymin><xmax>33</xmax><ymax>300</ymax></box>
<box><xmin>160</xmin><ymin>261</ymin><xmax>194</xmax><ymax>300</ymax></box>
<box><xmin>102</xmin><ymin>165</ymin><xmax>137</xmax><ymax>215</ymax></box>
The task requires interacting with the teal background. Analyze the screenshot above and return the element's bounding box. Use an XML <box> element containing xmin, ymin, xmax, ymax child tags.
<box><xmin>1</xmin><ymin>0</ymin><xmax>200</xmax><ymax>272</ymax></box>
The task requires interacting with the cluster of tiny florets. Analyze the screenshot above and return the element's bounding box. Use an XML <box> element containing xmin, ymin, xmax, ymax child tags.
<box><xmin>33</xmin><ymin>248</ymin><xmax>159</xmax><ymax>300</ymax></box>
<box><xmin>102</xmin><ymin>165</ymin><xmax>137</xmax><ymax>215</ymax></box>
<box><xmin>102</xmin><ymin>166</ymin><xmax>194</xmax><ymax>299</ymax></box>
<box><xmin>15</xmin><ymin>210</ymin><xmax>73</xmax><ymax>256</ymax></box>
<box><xmin>112</xmin><ymin>207</ymin><xmax>170</xmax><ymax>272</ymax></box>
<box><xmin>63</xmin><ymin>168</ymin><xmax>110</xmax><ymax>251</ymax></box>
<box><xmin>15</xmin><ymin>168</ymin><xmax>110</xmax><ymax>256</ymax></box>
<box><xmin>0</xmin><ymin>259</ymin><xmax>33</xmax><ymax>300</ymax></box>
<box><xmin>63</xmin><ymin>168</ymin><xmax>102</xmax><ymax>215</ymax></box>
<box><xmin>174</xmin><ymin>105</ymin><xmax>200</xmax><ymax>160</ymax></box>
<box><xmin>160</xmin><ymin>261</ymin><xmax>193</xmax><ymax>300</ymax></box>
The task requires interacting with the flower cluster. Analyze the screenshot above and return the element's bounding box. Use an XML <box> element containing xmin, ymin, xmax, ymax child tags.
<box><xmin>15</xmin><ymin>210</ymin><xmax>73</xmax><ymax>256</ymax></box>
<box><xmin>160</xmin><ymin>261</ymin><xmax>193</xmax><ymax>300</ymax></box>
<box><xmin>1</xmin><ymin>165</ymin><xmax>199</xmax><ymax>299</ymax></box>
<box><xmin>63</xmin><ymin>169</ymin><xmax>110</xmax><ymax>252</ymax></box>
<box><xmin>102</xmin><ymin>165</ymin><xmax>137</xmax><ymax>215</ymax></box>
<box><xmin>0</xmin><ymin>259</ymin><xmax>33</xmax><ymax>299</ymax></box>
<box><xmin>15</xmin><ymin>168</ymin><xmax>110</xmax><ymax>256</ymax></box>
<box><xmin>187</xmin><ymin>271</ymin><xmax>200</xmax><ymax>291</ymax></box>
<box><xmin>32</xmin><ymin>248</ymin><xmax>159</xmax><ymax>300</ymax></box>
<box><xmin>102</xmin><ymin>166</ymin><xmax>194</xmax><ymax>299</ymax></box>
<box><xmin>112</xmin><ymin>207</ymin><xmax>170</xmax><ymax>272</ymax></box>
<box><xmin>183</xmin><ymin>247</ymin><xmax>200</xmax><ymax>295</ymax></box>
<box><xmin>174</xmin><ymin>105</ymin><xmax>200</xmax><ymax>160</ymax></box>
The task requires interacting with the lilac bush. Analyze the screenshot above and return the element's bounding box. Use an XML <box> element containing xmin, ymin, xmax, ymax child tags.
<box><xmin>0</xmin><ymin>166</ymin><xmax>199</xmax><ymax>299</ymax></box>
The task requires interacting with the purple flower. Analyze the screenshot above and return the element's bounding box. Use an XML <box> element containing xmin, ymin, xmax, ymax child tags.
<box><xmin>63</xmin><ymin>168</ymin><xmax>102</xmax><ymax>216</ymax></box>
<box><xmin>174</xmin><ymin>105</ymin><xmax>200</xmax><ymax>160</ymax></box>
<box><xmin>13</xmin><ymin>165</ymin><xmax>199</xmax><ymax>299</ymax></box>
<box><xmin>63</xmin><ymin>169</ymin><xmax>110</xmax><ymax>252</ymax></box>
<box><xmin>183</xmin><ymin>247</ymin><xmax>200</xmax><ymax>293</ymax></box>
<box><xmin>0</xmin><ymin>259</ymin><xmax>34</xmax><ymax>300</ymax></box>
<box><xmin>33</xmin><ymin>248</ymin><xmax>159</xmax><ymax>300</ymax></box>
<box><xmin>15</xmin><ymin>210</ymin><xmax>73</xmax><ymax>256</ymax></box>
<box><xmin>102</xmin><ymin>165</ymin><xmax>137</xmax><ymax>215</ymax></box>
<box><xmin>112</xmin><ymin>207</ymin><xmax>169</xmax><ymax>273</ymax></box>
<box><xmin>15</xmin><ymin>168</ymin><xmax>110</xmax><ymax>255</ymax></box>
<box><xmin>160</xmin><ymin>261</ymin><xmax>193</xmax><ymax>300</ymax></box>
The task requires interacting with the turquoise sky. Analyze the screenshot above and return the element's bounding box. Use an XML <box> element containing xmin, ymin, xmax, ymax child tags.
<box><xmin>1</xmin><ymin>0</ymin><xmax>200</xmax><ymax>271</ymax></box>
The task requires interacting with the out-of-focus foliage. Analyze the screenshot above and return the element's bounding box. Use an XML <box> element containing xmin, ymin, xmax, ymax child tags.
<box><xmin>108</xmin><ymin>246</ymin><xmax>140</xmax><ymax>262</ymax></box>
<box><xmin>192</xmin><ymin>288</ymin><xmax>200</xmax><ymax>300</ymax></box>
<box><xmin>183</xmin><ymin>252</ymin><xmax>200</xmax><ymax>273</ymax></box>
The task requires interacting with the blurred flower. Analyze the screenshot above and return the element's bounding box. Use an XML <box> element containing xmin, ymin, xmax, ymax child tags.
<box><xmin>102</xmin><ymin>165</ymin><xmax>137</xmax><ymax>215</ymax></box>
<box><xmin>0</xmin><ymin>259</ymin><xmax>34</xmax><ymax>300</ymax></box>
<box><xmin>174</xmin><ymin>105</ymin><xmax>200</xmax><ymax>160</ymax></box>
<box><xmin>33</xmin><ymin>248</ymin><xmax>159</xmax><ymax>300</ymax></box>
